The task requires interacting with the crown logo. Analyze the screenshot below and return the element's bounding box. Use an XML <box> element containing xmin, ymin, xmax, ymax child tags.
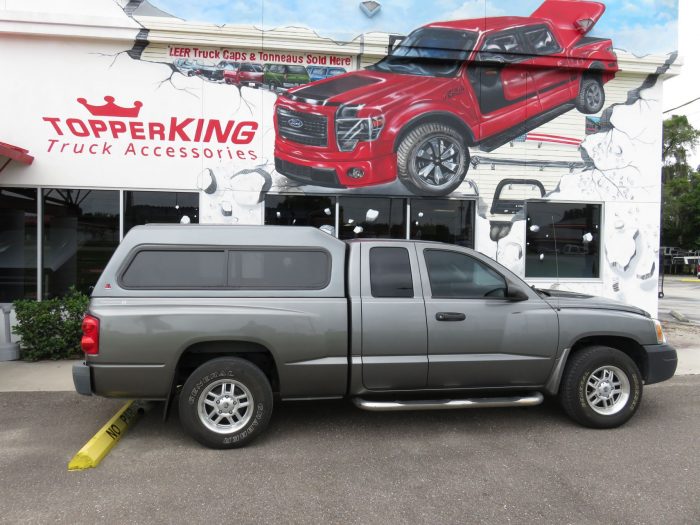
<box><xmin>77</xmin><ymin>96</ymin><xmax>143</xmax><ymax>118</ymax></box>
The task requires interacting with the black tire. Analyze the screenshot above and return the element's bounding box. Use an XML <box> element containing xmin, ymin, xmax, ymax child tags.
<box><xmin>576</xmin><ymin>77</ymin><xmax>605</xmax><ymax>114</ymax></box>
<box><xmin>179</xmin><ymin>357</ymin><xmax>273</xmax><ymax>448</ymax></box>
<box><xmin>269</xmin><ymin>82</ymin><xmax>279</xmax><ymax>92</ymax></box>
<box><xmin>396</xmin><ymin>122</ymin><xmax>470</xmax><ymax>196</ymax></box>
<box><xmin>559</xmin><ymin>345</ymin><xmax>642</xmax><ymax>429</ymax></box>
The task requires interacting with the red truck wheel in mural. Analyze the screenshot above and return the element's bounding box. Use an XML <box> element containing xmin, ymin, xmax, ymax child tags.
<box><xmin>273</xmin><ymin>0</ymin><xmax>618</xmax><ymax>196</ymax></box>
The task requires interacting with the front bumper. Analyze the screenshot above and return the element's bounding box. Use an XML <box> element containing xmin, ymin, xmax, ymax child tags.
<box><xmin>274</xmin><ymin>147</ymin><xmax>397</xmax><ymax>188</ymax></box>
<box><xmin>73</xmin><ymin>361</ymin><xmax>93</xmax><ymax>396</ymax></box>
<box><xmin>643</xmin><ymin>343</ymin><xmax>678</xmax><ymax>385</ymax></box>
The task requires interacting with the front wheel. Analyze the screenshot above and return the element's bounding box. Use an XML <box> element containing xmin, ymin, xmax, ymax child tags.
<box><xmin>179</xmin><ymin>357</ymin><xmax>273</xmax><ymax>448</ymax></box>
<box><xmin>396</xmin><ymin>122</ymin><xmax>470</xmax><ymax>196</ymax></box>
<box><xmin>576</xmin><ymin>77</ymin><xmax>605</xmax><ymax>114</ymax></box>
<box><xmin>559</xmin><ymin>345</ymin><xmax>642</xmax><ymax>429</ymax></box>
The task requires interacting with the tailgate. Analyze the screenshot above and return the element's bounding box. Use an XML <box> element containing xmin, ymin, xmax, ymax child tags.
<box><xmin>531</xmin><ymin>0</ymin><xmax>606</xmax><ymax>48</ymax></box>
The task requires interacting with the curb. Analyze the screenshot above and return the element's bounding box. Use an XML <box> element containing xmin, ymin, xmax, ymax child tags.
<box><xmin>68</xmin><ymin>401</ymin><xmax>143</xmax><ymax>471</ymax></box>
<box><xmin>670</xmin><ymin>310</ymin><xmax>690</xmax><ymax>323</ymax></box>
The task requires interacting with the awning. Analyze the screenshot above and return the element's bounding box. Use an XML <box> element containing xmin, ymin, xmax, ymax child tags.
<box><xmin>0</xmin><ymin>141</ymin><xmax>34</xmax><ymax>172</ymax></box>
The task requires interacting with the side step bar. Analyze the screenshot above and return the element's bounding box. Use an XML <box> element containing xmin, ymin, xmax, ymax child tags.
<box><xmin>352</xmin><ymin>393</ymin><xmax>544</xmax><ymax>412</ymax></box>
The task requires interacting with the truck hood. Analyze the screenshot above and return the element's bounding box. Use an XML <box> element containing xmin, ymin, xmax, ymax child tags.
<box><xmin>285</xmin><ymin>70</ymin><xmax>452</xmax><ymax>107</ymax></box>
<box><xmin>539</xmin><ymin>289</ymin><xmax>650</xmax><ymax>317</ymax></box>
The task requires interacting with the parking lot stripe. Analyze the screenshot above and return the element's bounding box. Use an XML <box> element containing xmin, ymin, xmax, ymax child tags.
<box><xmin>68</xmin><ymin>401</ymin><xmax>142</xmax><ymax>471</ymax></box>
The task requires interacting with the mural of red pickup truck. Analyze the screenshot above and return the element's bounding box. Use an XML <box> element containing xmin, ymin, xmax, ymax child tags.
<box><xmin>274</xmin><ymin>0</ymin><xmax>618</xmax><ymax>196</ymax></box>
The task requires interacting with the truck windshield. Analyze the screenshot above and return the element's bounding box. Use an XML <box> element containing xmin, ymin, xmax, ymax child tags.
<box><xmin>369</xmin><ymin>28</ymin><xmax>476</xmax><ymax>77</ymax></box>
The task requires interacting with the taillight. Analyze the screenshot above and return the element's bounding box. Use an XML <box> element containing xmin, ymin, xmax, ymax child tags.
<box><xmin>81</xmin><ymin>314</ymin><xmax>100</xmax><ymax>355</ymax></box>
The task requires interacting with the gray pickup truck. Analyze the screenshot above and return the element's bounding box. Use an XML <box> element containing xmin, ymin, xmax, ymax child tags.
<box><xmin>73</xmin><ymin>225</ymin><xmax>677</xmax><ymax>448</ymax></box>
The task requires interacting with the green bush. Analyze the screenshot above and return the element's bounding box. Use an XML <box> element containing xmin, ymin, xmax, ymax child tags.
<box><xmin>12</xmin><ymin>287</ymin><xmax>89</xmax><ymax>361</ymax></box>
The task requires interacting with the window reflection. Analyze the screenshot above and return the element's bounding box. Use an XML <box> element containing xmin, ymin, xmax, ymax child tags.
<box><xmin>0</xmin><ymin>188</ymin><xmax>38</xmax><ymax>301</ymax></box>
<box><xmin>124</xmin><ymin>191</ymin><xmax>199</xmax><ymax>233</ymax></box>
<box><xmin>338</xmin><ymin>196</ymin><xmax>406</xmax><ymax>239</ymax></box>
<box><xmin>43</xmin><ymin>189</ymin><xmax>119</xmax><ymax>298</ymax></box>
<box><xmin>264</xmin><ymin>195</ymin><xmax>335</xmax><ymax>235</ymax></box>
<box><xmin>525</xmin><ymin>202</ymin><xmax>601</xmax><ymax>278</ymax></box>
<box><xmin>410</xmin><ymin>199</ymin><xmax>474</xmax><ymax>247</ymax></box>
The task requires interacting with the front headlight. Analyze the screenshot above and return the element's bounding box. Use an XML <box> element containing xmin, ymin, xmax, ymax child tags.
<box><xmin>335</xmin><ymin>105</ymin><xmax>385</xmax><ymax>152</ymax></box>
<box><xmin>653</xmin><ymin>319</ymin><xmax>666</xmax><ymax>344</ymax></box>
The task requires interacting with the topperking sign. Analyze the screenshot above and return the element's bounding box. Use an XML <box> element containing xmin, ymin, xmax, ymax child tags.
<box><xmin>41</xmin><ymin>95</ymin><xmax>261</xmax><ymax>162</ymax></box>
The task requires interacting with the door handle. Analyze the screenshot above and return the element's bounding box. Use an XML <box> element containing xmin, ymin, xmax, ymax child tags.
<box><xmin>436</xmin><ymin>312</ymin><xmax>466</xmax><ymax>322</ymax></box>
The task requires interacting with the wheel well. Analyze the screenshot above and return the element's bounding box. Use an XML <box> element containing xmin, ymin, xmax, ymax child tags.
<box><xmin>570</xmin><ymin>336</ymin><xmax>647</xmax><ymax>379</ymax></box>
<box><xmin>174</xmin><ymin>341</ymin><xmax>280</xmax><ymax>393</ymax></box>
<box><xmin>583</xmin><ymin>62</ymin><xmax>604</xmax><ymax>82</ymax></box>
<box><xmin>393</xmin><ymin>112</ymin><xmax>475</xmax><ymax>152</ymax></box>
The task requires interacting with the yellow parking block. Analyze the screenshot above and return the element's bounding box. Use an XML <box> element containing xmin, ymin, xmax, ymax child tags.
<box><xmin>68</xmin><ymin>401</ymin><xmax>142</xmax><ymax>471</ymax></box>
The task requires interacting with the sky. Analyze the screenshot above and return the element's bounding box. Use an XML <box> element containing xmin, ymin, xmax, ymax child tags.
<box><xmin>663</xmin><ymin>0</ymin><xmax>700</xmax><ymax>168</ymax></box>
<box><xmin>150</xmin><ymin>0</ymin><xmax>678</xmax><ymax>55</ymax></box>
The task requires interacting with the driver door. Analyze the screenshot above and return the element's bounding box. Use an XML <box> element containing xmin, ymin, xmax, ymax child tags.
<box><xmin>416</xmin><ymin>246</ymin><xmax>558</xmax><ymax>389</ymax></box>
<box><xmin>467</xmin><ymin>31</ymin><xmax>541</xmax><ymax>137</ymax></box>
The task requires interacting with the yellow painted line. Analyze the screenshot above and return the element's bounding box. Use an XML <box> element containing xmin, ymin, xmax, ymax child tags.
<box><xmin>679</xmin><ymin>278</ymin><xmax>699</xmax><ymax>283</ymax></box>
<box><xmin>68</xmin><ymin>401</ymin><xmax>142</xmax><ymax>471</ymax></box>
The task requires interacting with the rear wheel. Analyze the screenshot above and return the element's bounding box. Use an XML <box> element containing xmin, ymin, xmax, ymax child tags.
<box><xmin>559</xmin><ymin>345</ymin><xmax>642</xmax><ymax>428</ymax></box>
<box><xmin>396</xmin><ymin>122</ymin><xmax>470</xmax><ymax>196</ymax></box>
<box><xmin>576</xmin><ymin>77</ymin><xmax>605</xmax><ymax>114</ymax></box>
<box><xmin>179</xmin><ymin>357</ymin><xmax>273</xmax><ymax>448</ymax></box>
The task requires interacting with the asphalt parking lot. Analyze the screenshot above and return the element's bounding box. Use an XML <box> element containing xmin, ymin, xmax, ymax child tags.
<box><xmin>1</xmin><ymin>377</ymin><xmax>699</xmax><ymax>524</ymax></box>
<box><xmin>659</xmin><ymin>276</ymin><xmax>700</xmax><ymax>323</ymax></box>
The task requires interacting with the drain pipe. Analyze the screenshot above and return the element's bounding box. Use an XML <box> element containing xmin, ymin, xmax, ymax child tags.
<box><xmin>0</xmin><ymin>304</ymin><xmax>19</xmax><ymax>361</ymax></box>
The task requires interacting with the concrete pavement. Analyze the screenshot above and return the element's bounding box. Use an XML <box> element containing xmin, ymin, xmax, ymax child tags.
<box><xmin>0</xmin><ymin>359</ymin><xmax>80</xmax><ymax>392</ymax></box>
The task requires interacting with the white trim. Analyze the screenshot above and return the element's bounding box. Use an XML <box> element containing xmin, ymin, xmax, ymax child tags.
<box><xmin>405</xmin><ymin>199</ymin><xmax>411</xmax><ymax>239</ymax></box>
<box><xmin>36</xmin><ymin>186</ymin><xmax>43</xmax><ymax>301</ymax></box>
<box><xmin>334</xmin><ymin>198</ymin><xmax>340</xmax><ymax>238</ymax></box>
<box><xmin>119</xmin><ymin>189</ymin><xmax>124</xmax><ymax>242</ymax></box>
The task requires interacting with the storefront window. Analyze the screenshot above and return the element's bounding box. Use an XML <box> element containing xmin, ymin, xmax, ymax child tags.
<box><xmin>43</xmin><ymin>189</ymin><xmax>119</xmax><ymax>298</ymax></box>
<box><xmin>0</xmin><ymin>188</ymin><xmax>38</xmax><ymax>302</ymax></box>
<box><xmin>264</xmin><ymin>195</ymin><xmax>335</xmax><ymax>235</ymax></box>
<box><xmin>124</xmin><ymin>191</ymin><xmax>199</xmax><ymax>233</ymax></box>
<box><xmin>410</xmin><ymin>199</ymin><xmax>474</xmax><ymax>247</ymax></box>
<box><xmin>525</xmin><ymin>202</ymin><xmax>601</xmax><ymax>278</ymax></box>
<box><xmin>338</xmin><ymin>196</ymin><xmax>406</xmax><ymax>240</ymax></box>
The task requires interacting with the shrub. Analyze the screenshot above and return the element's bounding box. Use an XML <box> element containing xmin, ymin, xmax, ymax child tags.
<box><xmin>12</xmin><ymin>287</ymin><xmax>89</xmax><ymax>361</ymax></box>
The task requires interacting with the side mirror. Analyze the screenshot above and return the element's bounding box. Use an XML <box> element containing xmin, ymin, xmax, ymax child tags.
<box><xmin>506</xmin><ymin>285</ymin><xmax>529</xmax><ymax>302</ymax></box>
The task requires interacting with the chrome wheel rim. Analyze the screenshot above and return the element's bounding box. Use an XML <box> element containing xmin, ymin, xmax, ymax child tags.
<box><xmin>413</xmin><ymin>136</ymin><xmax>463</xmax><ymax>187</ymax></box>
<box><xmin>198</xmin><ymin>379</ymin><xmax>254</xmax><ymax>434</ymax></box>
<box><xmin>585</xmin><ymin>365</ymin><xmax>630</xmax><ymax>415</ymax></box>
<box><xmin>585</xmin><ymin>84</ymin><xmax>602</xmax><ymax>109</ymax></box>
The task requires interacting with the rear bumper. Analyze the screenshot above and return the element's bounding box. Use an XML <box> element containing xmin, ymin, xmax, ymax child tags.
<box><xmin>72</xmin><ymin>362</ymin><xmax>93</xmax><ymax>396</ymax></box>
<box><xmin>643</xmin><ymin>343</ymin><xmax>678</xmax><ymax>385</ymax></box>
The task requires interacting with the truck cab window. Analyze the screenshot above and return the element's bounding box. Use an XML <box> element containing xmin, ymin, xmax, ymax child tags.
<box><xmin>424</xmin><ymin>249</ymin><xmax>506</xmax><ymax>298</ymax></box>
<box><xmin>369</xmin><ymin>247</ymin><xmax>414</xmax><ymax>298</ymax></box>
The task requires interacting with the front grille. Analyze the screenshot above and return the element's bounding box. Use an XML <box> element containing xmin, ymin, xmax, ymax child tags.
<box><xmin>276</xmin><ymin>107</ymin><xmax>328</xmax><ymax>147</ymax></box>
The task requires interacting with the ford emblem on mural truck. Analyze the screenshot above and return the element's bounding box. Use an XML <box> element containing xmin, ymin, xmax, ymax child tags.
<box><xmin>0</xmin><ymin>0</ymin><xmax>679</xmax><ymax>317</ymax></box>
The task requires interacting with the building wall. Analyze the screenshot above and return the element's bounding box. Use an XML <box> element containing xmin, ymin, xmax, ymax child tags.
<box><xmin>0</xmin><ymin>0</ymin><xmax>680</xmax><ymax>320</ymax></box>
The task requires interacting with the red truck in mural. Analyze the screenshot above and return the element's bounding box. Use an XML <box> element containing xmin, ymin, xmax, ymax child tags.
<box><xmin>224</xmin><ymin>63</ymin><xmax>264</xmax><ymax>87</ymax></box>
<box><xmin>274</xmin><ymin>0</ymin><xmax>618</xmax><ymax>196</ymax></box>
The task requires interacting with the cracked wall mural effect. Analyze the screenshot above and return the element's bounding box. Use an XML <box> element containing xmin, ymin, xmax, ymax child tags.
<box><xmin>0</xmin><ymin>0</ymin><xmax>678</xmax><ymax>316</ymax></box>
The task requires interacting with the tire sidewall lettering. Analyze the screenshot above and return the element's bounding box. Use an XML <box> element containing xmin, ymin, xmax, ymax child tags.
<box><xmin>188</xmin><ymin>368</ymin><xmax>239</xmax><ymax>405</ymax></box>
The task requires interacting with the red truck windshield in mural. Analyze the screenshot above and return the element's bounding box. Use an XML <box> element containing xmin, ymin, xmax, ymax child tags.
<box><xmin>274</xmin><ymin>0</ymin><xmax>617</xmax><ymax>196</ymax></box>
